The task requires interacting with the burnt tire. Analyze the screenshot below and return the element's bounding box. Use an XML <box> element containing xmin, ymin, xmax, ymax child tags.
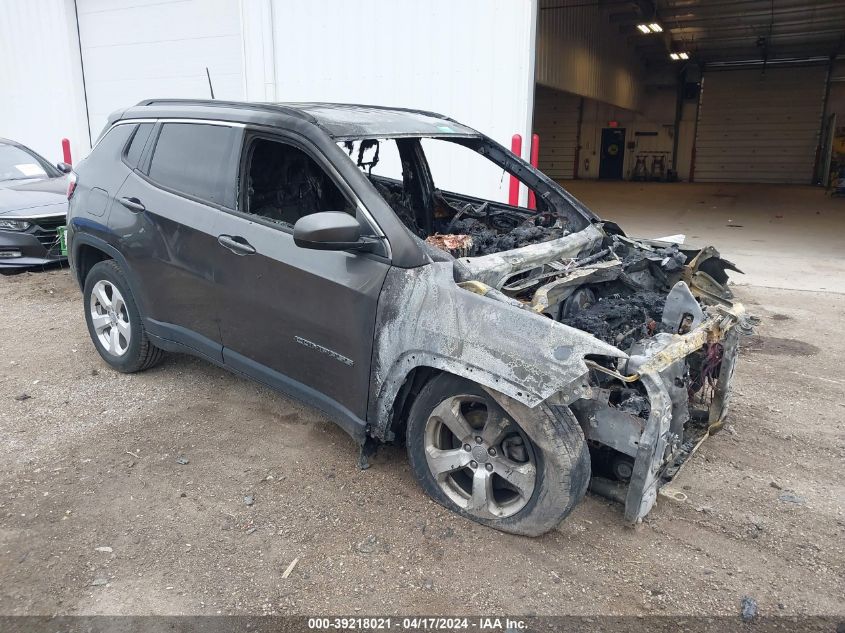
<box><xmin>406</xmin><ymin>373</ymin><xmax>590</xmax><ymax>536</ymax></box>
<box><xmin>83</xmin><ymin>260</ymin><xmax>164</xmax><ymax>373</ymax></box>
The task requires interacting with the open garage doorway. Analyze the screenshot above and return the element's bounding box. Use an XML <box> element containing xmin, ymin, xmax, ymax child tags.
<box><xmin>532</xmin><ymin>83</ymin><xmax>679</xmax><ymax>183</ymax></box>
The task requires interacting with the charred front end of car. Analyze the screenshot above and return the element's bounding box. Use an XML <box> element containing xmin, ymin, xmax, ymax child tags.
<box><xmin>438</xmin><ymin>221</ymin><xmax>755</xmax><ymax>521</ymax></box>
<box><xmin>355</xmin><ymin>132</ymin><xmax>756</xmax><ymax>523</ymax></box>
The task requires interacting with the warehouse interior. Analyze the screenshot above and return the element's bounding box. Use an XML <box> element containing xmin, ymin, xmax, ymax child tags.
<box><xmin>532</xmin><ymin>0</ymin><xmax>845</xmax><ymax>292</ymax></box>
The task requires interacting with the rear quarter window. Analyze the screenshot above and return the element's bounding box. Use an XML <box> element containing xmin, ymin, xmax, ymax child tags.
<box><xmin>124</xmin><ymin>123</ymin><xmax>154</xmax><ymax>168</ymax></box>
<box><xmin>83</xmin><ymin>124</ymin><xmax>136</xmax><ymax>171</ymax></box>
<box><xmin>147</xmin><ymin>123</ymin><xmax>239</xmax><ymax>208</ymax></box>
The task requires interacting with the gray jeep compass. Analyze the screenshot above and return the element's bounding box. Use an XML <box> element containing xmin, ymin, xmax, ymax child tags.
<box><xmin>67</xmin><ymin>100</ymin><xmax>753</xmax><ymax>536</ymax></box>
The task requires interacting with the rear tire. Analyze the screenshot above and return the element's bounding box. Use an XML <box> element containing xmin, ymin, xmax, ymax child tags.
<box><xmin>406</xmin><ymin>373</ymin><xmax>590</xmax><ymax>536</ymax></box>
<box><xmin>83</xmin><ymin>260</ymin><xmax>164</xmax><ymax>373</ymax></box>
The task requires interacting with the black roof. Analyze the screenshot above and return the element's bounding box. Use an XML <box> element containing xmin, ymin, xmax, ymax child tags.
<box><xmin>131</xmin><ymin>100</ymin><xmax>480</xmax><ymax>140</ymax></box>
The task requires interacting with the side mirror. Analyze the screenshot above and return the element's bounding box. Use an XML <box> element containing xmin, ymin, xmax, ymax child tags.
<box><xmin>56</xmin><ymin>162</ymin><xmax>72</xmax><ymax>174</ymax></box>
<box><xmin>293</xmin><ymin>212</ymin><xmax>370</xmax><ymax>251</ymax></box>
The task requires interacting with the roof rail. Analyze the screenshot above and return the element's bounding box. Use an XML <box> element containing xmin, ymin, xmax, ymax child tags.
<box><xmin>287</xmin><ymin>101</ymin><xmax>455</xmax><ymax>123</ymax></box>
<box><xmin>369</xmin><ymin>104</ymin><xmax>453</xmax><ymax>122</ymax></box>
<box><xmin>135</xmin><ymin>99</ymin><xmax>317</xmax><ymax>124</ymax></box>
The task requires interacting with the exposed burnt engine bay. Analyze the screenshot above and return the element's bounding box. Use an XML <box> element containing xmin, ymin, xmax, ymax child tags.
<box><xmin>392</xmin><ymin>184</ymin><xmax>732</xmax><ymax>348</ymax></box>
<box><xmin>424</xmin><ymin>206</ymin><xmax>570</xmax><ymax>257</ymax></box>
<box><xmin>376</xmin><ymin>167</ymin><xmax>743</xmax><ymax>477</ymax></box>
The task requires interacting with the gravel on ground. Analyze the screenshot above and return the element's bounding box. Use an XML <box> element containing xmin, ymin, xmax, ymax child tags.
<box><xmin>0</xmin><ymin>268</ymin><xmax>843</xmax><ymax>617</ymax></box>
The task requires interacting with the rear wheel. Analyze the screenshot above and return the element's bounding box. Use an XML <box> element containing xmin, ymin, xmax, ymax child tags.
<box><xmin>406</xmin><ymin>374</ymin><xmax>590</xmax><ymax>536</ymax></box>
<box><xmin>83</xmin><ymin>260</ymin><xmax>164</xmax><ymax>373</ymax></box>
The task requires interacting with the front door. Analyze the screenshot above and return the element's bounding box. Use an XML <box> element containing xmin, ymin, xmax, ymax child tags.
<box><xmin>213</xmin><ymin>133</ymin><xmax>390</xmax><ymax>423</ymax></box>
<box><xmin>599</xmin><ymin>128</ymin><xmax>626</xmax><ymax>180</ymax></box>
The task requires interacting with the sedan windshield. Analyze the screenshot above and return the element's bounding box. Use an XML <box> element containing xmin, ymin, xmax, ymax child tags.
<box><xmin>0</xmin><ymin>144</ymin><xmax>53</xmax><ymax>182</ymax></box>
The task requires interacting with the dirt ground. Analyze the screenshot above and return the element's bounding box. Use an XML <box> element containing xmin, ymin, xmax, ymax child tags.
<box><xmin>0</xmin><ymin>267</ymin><xmax>843</xmax><ymax>617</ymax></box>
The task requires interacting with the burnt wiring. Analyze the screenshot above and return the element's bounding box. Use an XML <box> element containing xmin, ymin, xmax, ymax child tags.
<box><xmin>690</xmin><ymin>343</ymin><xmax>724</xmax><ymax>405</ymax></box>
<box><xmin>585</xmin><ymin>359</ymin><xmax>639</xmax><ymax>383</ymax></box>
<box><xmin>356</xmin><ymin>139</ymin><xmax>380</xmax><ymax>175</ymax></box>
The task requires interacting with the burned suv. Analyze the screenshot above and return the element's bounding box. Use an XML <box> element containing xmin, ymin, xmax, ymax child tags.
<box><xmin>67</xmin><ymin>100</ymin><xmax>754</xmax><ymax>536</ymax></box>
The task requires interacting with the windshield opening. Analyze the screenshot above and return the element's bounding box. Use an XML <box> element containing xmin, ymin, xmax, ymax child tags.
<box><xmin>339</xmin><ymin>136</ymin><xmax>586</xmax><ymax>257</ymax></box>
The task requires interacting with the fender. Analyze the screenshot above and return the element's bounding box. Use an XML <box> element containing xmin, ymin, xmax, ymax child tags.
<box><xmin>367</xmin><ymin>261</ymin><xmax>627</xmax><ymax>439</ymax></box>
<box><xmin>68</xmin><ymin>226</ymin><xmax>148</xmax><ymax>317</ymax></box>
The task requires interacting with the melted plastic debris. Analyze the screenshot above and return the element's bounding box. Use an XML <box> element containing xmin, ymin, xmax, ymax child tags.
<box><xmin>445</xmin><ymin>218</ymin><xmax>568</xmax><ymax>256</ymax></box>
<box><xmin>560</xmin><ymin>291</ymin><xmax>668</xmax><ymax>348</ymax></box>
<box><xmin>425</xmin><ymin>234</ymin><xmax>474</xmax><ymax>257</ymax></box>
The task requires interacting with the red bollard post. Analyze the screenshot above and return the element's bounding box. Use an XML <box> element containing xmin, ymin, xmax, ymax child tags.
<box><xmin>528</xmin><ymin>133</ymin><xmax>540</xmax><ymax>210</ymax></box>
<box><xmin>61</xmin><ymin>138</ymin><xmax>72</xmax><ymax>165</ymax></box>
<box><xmin>508</xmin><ymin>134</ymin><xmax>522</xmax><ymax>207</ymax></box>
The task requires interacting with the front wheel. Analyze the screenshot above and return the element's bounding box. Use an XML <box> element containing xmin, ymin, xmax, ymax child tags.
<box><xmin>83</xmin><ymin>260</ymin><xmax>164</xmax><ymax>373</ymax></box>
<box><xmin>406</xmin><ymin>374</ymin><xmax>590</xmax><ymax>536</ymax></box>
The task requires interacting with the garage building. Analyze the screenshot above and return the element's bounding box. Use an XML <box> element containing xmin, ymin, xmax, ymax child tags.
<box><xmin>2</xmin><ymin>0</ymin><xmax>844</xmax><ymax>199</ymax></box>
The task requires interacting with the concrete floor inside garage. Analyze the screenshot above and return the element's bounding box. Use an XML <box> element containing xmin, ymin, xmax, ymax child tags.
<box><xmin>564</xmin><ymin>181</ymin><xmax>845</xmax><ymax>294</ymax></box>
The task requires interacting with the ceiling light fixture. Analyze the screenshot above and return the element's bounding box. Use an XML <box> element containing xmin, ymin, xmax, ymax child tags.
<box><xmin>636</xmin><ymin>22</ymin><xmax>663</xmax><ymax>34</ymax></box>
<box><xmin>678</xmin><ymin>52</ymin><xmax>689</xmax><ymax>59</ymax></box>
<box><xmin>669</xmin><ymin>53</ymin><xmax>680</xmax><ymax>60</ymax></box>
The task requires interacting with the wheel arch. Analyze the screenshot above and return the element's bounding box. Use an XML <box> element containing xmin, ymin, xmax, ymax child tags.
<box><xmin>74</xmin><ymin>242</ymin><xmax>112</xmax><ymax>289</ymax></box>
<box><xmin>71</xmin><ymin>234</ymin><xmax>147</xmax><ymax>316</ymax></box>
<box><xmin>373</xmin><ymin>353</ymin><xmax>553</xmax><ymax>444</ymax></box>
<box><xmin>384</xmin><ymin>364</ymin><xmax>443</xmax><ymax>445</ymax></box>
<box><xmin>401</xmin><ymin>363</ymin><xmax>591</xmax><ymax>536</ymax></box>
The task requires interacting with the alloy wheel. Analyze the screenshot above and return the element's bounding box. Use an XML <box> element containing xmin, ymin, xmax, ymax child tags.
<box><xmin>423</xmin><ymin>394</ymin><xmax>537</xmax><ymax>519</ymax></box>
<box><xmin>89</xmin><ymin>280</ymin><xmax>131</xmax><ymax>356</ymax></box>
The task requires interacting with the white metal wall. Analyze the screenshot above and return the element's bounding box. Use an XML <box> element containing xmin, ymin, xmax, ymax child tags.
<box><xmin>694</xmin><ymin>67</ymin><xmax>827</xmax><ymax>183</ymax></box>
<box><xmin>535</xmin><ymin>0</ymin><xmax>642</xmax><ymax>112</ymax></box>
<box><xmin>76</xmin><ymin>0</ymin><xmax>245</xmax><ymax>139</ymax></box>
<box><xmin>533</xmin><ymin>87</ymin><xmax>580</xmax><ymax>180</ymax></box>
<box><xmin>0</xmin><ymin>0</ymin><xmax>89</xmax><ymax>163</ymax></box>
<box><xmin>241</xmin><ymin>0</ymin><xmax>538</xmax><ymax>203</ymax></box>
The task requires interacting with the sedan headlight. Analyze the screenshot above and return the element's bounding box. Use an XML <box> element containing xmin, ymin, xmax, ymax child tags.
<box><xmin>0</xmin><ymin>219</ymin><xmax>32</xmax><ymax>231</ymax></box>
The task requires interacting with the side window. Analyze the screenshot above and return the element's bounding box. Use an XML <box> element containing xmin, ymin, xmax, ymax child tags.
<box><xmin>124</xmin><ymin>123</ymin><xmax>154</xmax><ymax>168</ymax></box>
<box><xmin>85</xmin><ymin>124</ymin><xmax>136</xmax><ymax>171</ymax></box>
<box><xmin>148</xmin><ymin>123</ymin><xmax>238</xmax><ymax>208</ymax></box>
<box><xmin>244</xmin><ymin>138</ymin><xmax>355</xmax><ymax>228</ymax></box>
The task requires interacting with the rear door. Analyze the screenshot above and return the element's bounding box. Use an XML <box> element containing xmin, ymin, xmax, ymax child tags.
<box><xmin>213</xmin><ymin>131</ymin><xmax>391</xmax><ymax>425</ymax></box>
<box><xmin>69</xmin><ymin>121</ymin><xmax>140</xmax><ymax>241</ymax></box>
<box><xmin>112</xmin><ymin>121</ymin><xmax>242</xmax><ymax>360</ymax></box>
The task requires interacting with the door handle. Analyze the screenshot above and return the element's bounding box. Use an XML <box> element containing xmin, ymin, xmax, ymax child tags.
<box><xmin>119</xmin><ymin>196</ymin><xmax>145</xmax><ymax>212</ymax></box>
<box><xmin>217</xmin><ymin>234</ymin><xmax>256</xmax><ymax>256</ymax></box>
